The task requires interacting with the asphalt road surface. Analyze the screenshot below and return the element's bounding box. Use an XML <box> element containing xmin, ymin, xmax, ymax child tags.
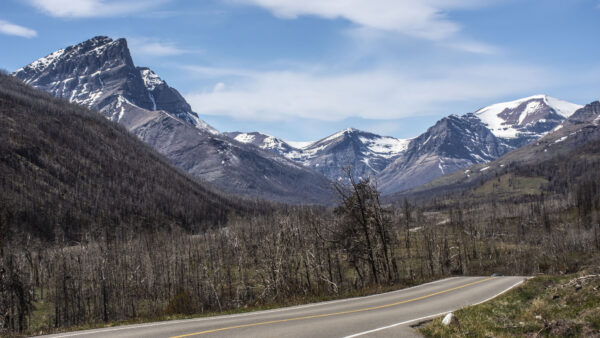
<box><xmin>39</xmin><ymin>276</ymin><xmax>525</xmax><ymax>338</ymax></box>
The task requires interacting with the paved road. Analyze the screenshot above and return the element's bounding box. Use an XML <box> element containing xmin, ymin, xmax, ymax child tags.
<box><xmin>40</xmin><ymin>276</ymin><xmax>525</xmax><ymax>338</ymax></box>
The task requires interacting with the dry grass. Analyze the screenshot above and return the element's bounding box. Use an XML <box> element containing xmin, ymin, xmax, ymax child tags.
<box><xmin>421</xmin><ymin>271</ymin><xmax>600</xmax><ymax>337</ymax></box>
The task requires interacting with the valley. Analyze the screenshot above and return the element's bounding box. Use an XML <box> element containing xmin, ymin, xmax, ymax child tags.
<box><xmin>1</xmin><ymin>4</ymin><xmax>599</xmax><ymax>336</ymax></box>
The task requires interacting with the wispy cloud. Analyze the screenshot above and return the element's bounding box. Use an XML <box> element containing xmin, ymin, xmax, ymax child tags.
<box><xmin>0</xmin><ymin>19</ymin><xmax>37</xmax><ymax>38</ymax></box>
<box><xmin>442</xmin><ymin>40</ymin><xmax>500</xmax><ymax>55</ymax></box>
<box><xmin>25</xmin><ymin>0</ymin><xmax>168</xmax><ymax>18</ymax></box>
<box><xmin>128</xmin><ymin>37</ymin><xmax>202</xmax><ymax>57</ymax></box>
<box><xmin>226</xmin><ymin>0</ymin><xmax>483</xmax><ymax>40</ymax></box>
<box><xmin>184</xmin><ymin>63</ymin><xmax>554</xmax><ymax>122</ymax></box>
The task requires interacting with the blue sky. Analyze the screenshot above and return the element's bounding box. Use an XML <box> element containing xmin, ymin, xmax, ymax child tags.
<box><xmin>1</xmin><ymin>0</ymin><xmax>599</xmax><ymax>141</ymax></box>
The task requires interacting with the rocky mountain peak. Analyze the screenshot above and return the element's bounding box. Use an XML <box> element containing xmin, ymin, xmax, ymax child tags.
<box><xmin>13</xmin><ymin>36</ymin><xmax>218</xmax><ymax>133</ymax></box>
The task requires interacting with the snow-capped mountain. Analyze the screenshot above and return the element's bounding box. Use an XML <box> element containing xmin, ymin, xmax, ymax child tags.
<box><xmin>472</xmin><ymin>95</ymin><xmax>582</xmax><ymax>147</ymax></box>
<box><xmin>13</xmin><ymin>36</ymin><xmax>216</xmax><ymax>134</ymax></box>
<box><xmin>13</xmin><ymin>36</ymin><xmax>334</xmax><ymax>204</ymax></box>
<box><xmin>375</xmin><ymin>95</ymin><xmax>582</xmax><ymax>194</ymax></box>
<box><xmin>215</xmin><ymin>95</ymin><xmax>582</xmax><ymax>194</ymax></box>
<box><xmin>377</xmin><ymin>114</ymin><xmax>510</xmax><ymax>193</ymax></box>
<box><xmin>289</xmin><ymin>128</ymin><xmax>409</xmax><ymax>181</ymax></box>
<box><xmin>226</xmin><ymin>129</ymin><xmax>409</xmax><ymax>182</ymax></box>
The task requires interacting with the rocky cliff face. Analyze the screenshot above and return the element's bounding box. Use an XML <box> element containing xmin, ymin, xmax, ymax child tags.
<box><xmin>563</xmin><ymin>101</ymin><xmax>600</xmax><ymax>126</ymax></box>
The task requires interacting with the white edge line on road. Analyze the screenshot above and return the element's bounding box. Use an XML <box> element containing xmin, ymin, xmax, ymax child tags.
<box><xmin>342</xmin><ymin>278</ymin><xmax>526</xmax><ymax>338</ymax></box>
<box><xmin>43</xmin><ymin>277</ymin><xmax>461</xmax><ymax>337</ymax></box>
<box><xmin>471</xmin><ymin>278</ymin><xmax>525</xmax><ymax>306</ymax></box>
<box><xmin>343</xmin><ymin>311</ymin><xmax>452</xmax><ymax>338</ymax></box>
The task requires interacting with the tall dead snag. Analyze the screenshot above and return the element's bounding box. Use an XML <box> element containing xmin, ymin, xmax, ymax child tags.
<box><xmin>332</xmin><ymin>168</ymin><xmax>396</xmax><ymax>285</ymax></box>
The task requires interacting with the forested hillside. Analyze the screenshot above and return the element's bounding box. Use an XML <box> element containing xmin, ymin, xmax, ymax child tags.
<box><xmin>0</xmin><ymin>73</ymin><xmax>261</xmax><ymax>242</ymax></box>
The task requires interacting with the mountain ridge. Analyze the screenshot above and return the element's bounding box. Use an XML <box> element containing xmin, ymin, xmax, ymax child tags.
<box><xmin>13</xmin><ymin>36</ymin><xmax>335</xmax><ymax>204</ymax></box>
<box><xmin>230</xmin><ymin>94</ymin><xmax>582</xmax><ymax>194</ymax></box>
<box><xmin>13</xmin><ymin>35</ymin><xmax>585</xmax><ymax>200</ymax></box>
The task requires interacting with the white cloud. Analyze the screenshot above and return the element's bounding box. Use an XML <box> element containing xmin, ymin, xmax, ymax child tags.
<box><xmin>442</xmin><ymin>40</ymin><xmax>500</xmax><ymax>55</ymax></box>
<box><xmin>227</xmin><ymin>0</ymin><xmax>483</xmax><ymax>40</ymax></box>
<box><xmin>0</xmin><ymin>20</ymin><xmax>37</xmax><ymax>38</ymax></box>
<box><xmin>128</xmin><ymin>37</ymin><xmax>201</xmax><ymax>56</ymax></box>
<box><xmin>184</xmin><ymin>63</ymin><xmax>554</xmax><ymax>122</ymax></box>
<box><xmin>26</xmin><ymin>0</ymin><xmax>167</xmax><ymax>18</ymax></box>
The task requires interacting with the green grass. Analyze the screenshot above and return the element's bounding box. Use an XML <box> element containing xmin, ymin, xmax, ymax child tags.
<box><xmin>420</xmin><ymin>272</ymin><xmax>600</xmax><ymax>337</ymax></box>
<box><xmin>471</xmin><ymin>174</ymin><xmax>547</xmax><ymax>198</ymax></box>
<box><xmin>27</xmin><ymin>288</ymin><xmax>54</xmax><ymax>336</ymax></box>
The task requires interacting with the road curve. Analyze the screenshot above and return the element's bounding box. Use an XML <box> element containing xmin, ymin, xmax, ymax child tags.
<box><xmin>39</xmin><ymin>276</ymin><xmax>525</xmax><ymax>338</ymax></box>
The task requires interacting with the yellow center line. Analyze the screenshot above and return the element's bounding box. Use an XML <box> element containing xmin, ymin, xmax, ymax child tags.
<box><xmin>170</xmin><ymin>277</ymin><xmax>495</xmax><ymax>337</ymax></box>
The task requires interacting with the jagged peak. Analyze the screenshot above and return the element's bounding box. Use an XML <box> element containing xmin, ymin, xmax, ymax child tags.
<box><xmin>86</xmin><ymin>36</ymin><xmax>113</xmax><ymax>46</ymax></box>
<box><xmin>14</xmin><ymin>36</ymin><xmax>130</xmax><ymax>77</ymax></box>
<box><xmin>62</xmin><ymin>36</ymin><xmax>125</xmax><ymax>56</ymax></box>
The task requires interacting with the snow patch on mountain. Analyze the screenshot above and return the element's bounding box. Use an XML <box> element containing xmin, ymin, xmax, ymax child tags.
<box><xmin>545</xmin><ymin>96</ymin><xmax>583</xmax><ymax>118</ymax></box>
<box><xmin>285</xmin><ymin>140</ymin><xmax>314</xmax><ymax>149</ymax></box>
<box><xmin>518</xmin><ymin>101</ymin><xmax>542</xmax><ymax>125</ymax></box>
<box><xmin>139</xmin><ymin>68</ymin><xmax>164</xmax><ymax>91</ymax></box>
<box><xmin>189</xmin><ymin>116</ymin><xmax>219</xmax><ymax>134</ymax></box>
<box><xmin>233</xmin><ymin>133</ymin><xmax>256</xmax><ymax>144</ymax></box>
<box><xmin>262</xmin><ymin>136</ymin><xmax>289</xmax><ymax>151</ymax></box>
<box><xmin>17</xmin><ymin>49</ymin><xmax>65</xmax><ymax>78</ymax></box>
<box><xmin>359</xmin><ymin>136</ymin><xmax>410</xmax><ymax>159</ymax></box>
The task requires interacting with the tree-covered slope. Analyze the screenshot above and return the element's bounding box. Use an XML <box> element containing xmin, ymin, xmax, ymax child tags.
<box><xmin>0</xmin><ymin>73</ymin><xmax>259</xmax><ymax>241</ymax></box>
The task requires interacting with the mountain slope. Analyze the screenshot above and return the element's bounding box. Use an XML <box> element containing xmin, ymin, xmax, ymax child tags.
<box><xmin>377</xmin><ymin>114</ymin><xmax>509</xmax><ymax>194</ymax></box>
<box><xmin>13</xmin><ymin>36</ymin><xmax>334</xmax><ymax>204</ymax></box>
<box><xmin>227</xmin><ymin>96</ymin><xmax>582</xmax><ymax>196</ymax></box>
<box><xmin>376</xmin><ymin>95</ymin><xmax>582</xmax><ymax>194</ymax></box>
<box><xmin>0</xmin><ymin>73</ymin><xmax>256</xmax><ymax>241</ymax></box>
<box><xmin>395</xmin><ymin>101</ymin><xmax>600</xmax><ymax>202</ymax></box>
<box><xmin>137</xmin><ymin>122</ymin><xmax>334</xmax><ymax>203</ymax></box>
